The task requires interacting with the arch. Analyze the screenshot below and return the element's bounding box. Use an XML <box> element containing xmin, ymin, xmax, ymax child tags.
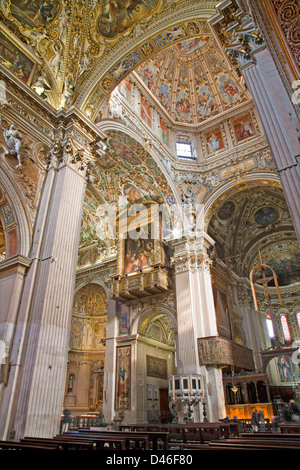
<box><xmin>76</xmin><ymin>6</ymin><xmax>218</xmax><ymax>115</ymax></box>
<box><xmin>196</xmin><ymin>173</ymin><xmax>281</xmax><ymax>232</ymax></box>
<box><xmin>131</xmin><ymin>304</ymin><xmax>177</xmax><ymax>337</ymax></box>
<box><xmin>96</xmin><ymin>120</ymin><xmax>181</xmax><ymax>206</ymax></box>
<box><xmin>0</xmin><ymin>169</ymin><xmax>32</xmax><ymax>258</ymax></box>
<box><xmin>72</xmin><ymin>282</ymin><xmax>108</xmax><ymax>315</ymax></box>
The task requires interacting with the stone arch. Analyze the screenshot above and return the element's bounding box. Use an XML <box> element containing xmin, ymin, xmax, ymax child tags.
<box><xmin>131</xmin><ymin>304</ymin><xmax>177</xmax><ymax>337</ymax></box>
<box><xmin>72</xmin><ymin>282</ymin><xmax>108</xmax><ymax>316</ymax></box>
<box><xmin>0</xmin><ymin>168</ymin><xmax>32</xmax><ymax>258</ymax></box>
<box><xmin>76</xmin><ymin>6</ymin><xmax>221</xmax><ymax>117</ymax></box>
<box><xmin>196</xmin><ymin>173</ymin><xmax>281</xmax><ymax>233</ymax></box>
<box><xmin>96</xmin><ymin>120</ymin><xmax>181</xmax><ymax>206</ymax></box>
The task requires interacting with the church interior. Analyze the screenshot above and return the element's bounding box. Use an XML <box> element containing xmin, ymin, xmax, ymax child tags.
<box><xmin>0</xmin><ymin>0</ymin><xmax>300</xmax><ymax>451</ymax></box>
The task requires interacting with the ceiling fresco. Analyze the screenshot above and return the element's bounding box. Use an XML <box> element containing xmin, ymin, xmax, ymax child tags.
<box><xmin>207</xmin><ymin>184</ymin><xmax>300</xmax><ymax>286</ymax></box>
<box><xmin>0</xmin><ymin>0</ymin><xmax>220</xmax><ymax>111</ymax></box>
<box><xmin>135</xmin><ymin>35</ymin><xmax>248</xmax><ymax>124</ymax></box>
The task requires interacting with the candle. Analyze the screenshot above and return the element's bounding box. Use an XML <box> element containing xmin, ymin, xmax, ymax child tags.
<box><xmin>187</xmin><ymin>375</ymin><xmax>190</xmax><ymax>401</ymax></box>
<box><xmin>172</xmin><ymin>376</ymin><xmax>175</xmax><ymax>401</ymax></box>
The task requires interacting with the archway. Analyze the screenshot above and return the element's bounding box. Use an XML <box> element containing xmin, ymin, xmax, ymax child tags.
<box><xmin>63</xmin><ymin>283</ymin><xmax>108</xmax><ymax>419</ymax></box>
<box><xmin>136</xmin><ymin>310</ymin><xmax>177</xmax><ymax>423</ymax></box>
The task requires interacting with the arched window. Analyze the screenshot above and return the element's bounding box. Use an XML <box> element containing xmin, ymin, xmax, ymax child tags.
<box><xmin>266</xmin><ymin>313</ymin><xmax>275</xmax><ymax>339</ymax></box>
<box><xmin>280</xmin><ymin>313</ymin><xmax>292</xmax><ymax>343</ymax></box>
<box><xmin>297</xmin><ymin>312</ymin><xmax>300</xmax><ymax>332</ymax></box>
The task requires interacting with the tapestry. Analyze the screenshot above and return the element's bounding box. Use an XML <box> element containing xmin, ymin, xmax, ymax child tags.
<box><xmin>115</xmin><ymin>346</ymin><xmax>131</xmax><ymax>410</ymax></box>
<box><xmin>146</xmin><ymin>355</ymin><xmax>167</xmax><ymax>379</ymax></box>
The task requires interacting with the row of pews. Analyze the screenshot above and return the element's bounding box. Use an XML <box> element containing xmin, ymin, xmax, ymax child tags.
<box><xmin>0</xmin><ymin>422</ymin><xmax>299</xmax><ymax>451</ymax></box>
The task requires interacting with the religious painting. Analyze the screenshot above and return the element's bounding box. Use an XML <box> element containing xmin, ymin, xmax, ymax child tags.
<box><xmin>218</xmin><ymin>75</ymin><xmax>239</xmax><ymax>103</ymax></box>
<box><xmin>175</xmin><ymin>91</ymin><xmax>191</xmax><ymax>120</ymax></box>
<box><xmin>141</xmin><ymin>63</ymin><xmax>156</xmax><ymax>90</ymax></box>
<box><xmin>267</xmin><ymin>252</ymin><xmax>300</xmax><ymax>286</ymax></box>
<box><xmin>197</xmin><ymin>86</ymin><xmax>216</xmax><ymax>116</ymax></box>
<box><xmin>217</xmin><ymin>201</ymin><xmax>235</xmax><ymax>221</ymax></box>
<box><xmin>115</xmin><ymin>346</ymin><xmax>131</xmax><ymax>410</ymax></box>
<box><xmin>98</xmin><ymin>0</ymin><xmax>160</xmax><ymax>39</ymax></box>
<box><xmin>124</xmin><ymin>226</ymin><xmax>154</xmax><ymax>275</ymax></box>
<box><xmin>77</xmin><ymin>245</ymin><xmax>100</xmax><ymax>268</ymax></box>
<box><xmin>213</xmin><ymin>285</ymin><xmax>232</xmax><ymax>340</ymax></box>
<box><xmin>159</xmin><ymin>83</ymin><xmax>171</xmax><ymax>112</ymax></box>
<box><xmin>277</xmin><ymin>355</ymin><xmax>299</xmax><ymax>383</ymax></box>
<box><xmin>123</xmin><ymin>183</ymin><xmax>142</xmax><ymax>205</ymax></box>
<box><xmin>119</xmin><ymin>77</ymin><xmax>131</xmax><ymax>101</ymax></box>
<box><xmin>109</xmin><ymin>138</ymin><xmax>141</xmax><ymax>165</ymax></box>
<box><xmin>205</xmin><ymin>127</ymin><xmax>224</xmax><ymax>154</ymax></box>
<box><xmin>160</xmin><ymin>119</ymin><xmax>169</xmax><ymax>146</ymax></box>
<box><xmin>146</xmin><ymin>355</ymin><xmax>167</xmax><ymax>379</ymax></box>
<box><xmin>140</xmin><ymin>97</ymin><xmax>151</xmax><ymax>127</ymax></box>
<box><xmin>117</xmin><ymin>302</ymin><xmax>130</xmax><ymax>335</ymax></box>
<box><xmin>176</xmin><ymin>36</ymin><xmax>209</xmax><ymax>55</ymax></box>
<box><xmin>254</xmin><ymin>206</ymin><xmax>279</xmax><ymax>226</ymax></box>
<box><xmin>233</xmin><ymin>114</ymin><xmax>255</xmax><ymax>142</ymax></box>
<box><xmin>98</xmin><ymin>153</ymin><xmax>116</xmax><ymax>170</ymax></box>
<box><xmin>0</xmin><ymin>32</ymin><xmax>34</xmax><ymax>84</ymax></box>
<box><xmin>0</xmin><ymin>202</ymin><xmax>14</xmax><ymax>226</ymax></box>
<box><xmin>8</xmin><ymin>0</ymin><xmax>60</xmax><ymax>29</ymax></box>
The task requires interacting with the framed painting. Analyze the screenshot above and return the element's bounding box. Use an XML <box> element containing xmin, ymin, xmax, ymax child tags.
<box><xmin>8</xmin><ymin>0</ymin><xmax>60</xmax><ymax>29</ymax></box>
<box><xmin>115</xmin><ymin>346</ymin><xmax>131</xmax><ymax>410</ymax></box>
<box><xmin>146</xmin><ymin>355</ymin><xmax>167</xmax><ymax>379</ymax></box>
<box><xmin>140</xmin><ymin>97</ymin><xmax>151</xmax><ymax>127</ymax></box>
<box><xmin>233</xmin><ymin>114</ymin><xmax>255</xmax><ymax>142</ymax></box>
<box><xmin>205</xmin><ymin>127</ymin><xmax>224</xmax><ymax>154</ymax></box>
<box><xmin>0</xmin><ymin>31</ymin><xmax>35</xmax><ymax>84</ymax></box>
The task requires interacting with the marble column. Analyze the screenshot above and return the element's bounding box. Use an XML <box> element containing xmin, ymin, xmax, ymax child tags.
<box><xmin>169</xmin><ymin>231</ymin><xmax>226</xmax><ymax>422</ymax></box>
<box><xmin>102</xmin><ymin>296</ymin><xmax>118</xmax><ymax>427</ymax></box>
<box><xmin>0</xmin><ymin>136</ymin><xmax>94</xmax><ymax>440</ymax></box>
<box><xmin>240</xmin><ymin>47</ymin><xmax>300</xmax><ymax>241</ymax></box>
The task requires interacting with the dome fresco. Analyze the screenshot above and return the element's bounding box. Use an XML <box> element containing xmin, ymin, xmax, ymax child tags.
<box><xmin>135</xmin><ymin>35</ymin><xmax>248</xmax><ymax>124</ymax></box>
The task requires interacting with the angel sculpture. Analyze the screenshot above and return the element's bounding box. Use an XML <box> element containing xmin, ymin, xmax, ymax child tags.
<box><xmin>3</xmin><ymin>124</ymin><xmax>23</xmax><ymax>169</ymax></box>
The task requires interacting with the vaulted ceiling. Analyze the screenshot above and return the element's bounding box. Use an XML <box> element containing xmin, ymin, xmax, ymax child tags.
<box><xmin>0</xmin><ymin>0</ymin><xmax>222</xmax><ymax>114</ymax></box>
<box><xmin>135</xmin><ymin>35</ymin><xmax>248</xmax><ymax>125</ymax></box>
<box><xmin>207</xmin><ymin>183</ymin><xmax>300</xmax><ymax>286</ymax></box>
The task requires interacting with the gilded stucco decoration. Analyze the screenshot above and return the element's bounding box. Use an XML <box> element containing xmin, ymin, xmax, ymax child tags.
<box><xmin>73</xmin><ymin>283</ymin><xmax>107</xmax><ymax>316</ymax></box>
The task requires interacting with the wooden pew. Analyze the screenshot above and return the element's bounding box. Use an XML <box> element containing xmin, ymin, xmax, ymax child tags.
<box><xmin>22</xmin><ymin>435</ymin><xmax>126</xmax><ymax>450</ymax></box>
<box><xmin>114</xmin><ymin>427</ymin><xmax>169</xmax><ymax>449</ymax></box>
<box><xmin>62</xmin><ymin>430</ymin><xmax>150</xmax><ymax>450</ymax></box>
<box><xmin>0</xmin><ymin>439</ymin><xmax>60</xmax><ymax>450</ymax></box>
<box><xmin>280</xmin><ymin>423</ymin><xmax>300</xmax><ymax>434</ymax></box>
<box><xmin>207</xmin><ymin>439</ymin><xmax>300</xmax><ymax>450</ymax></box>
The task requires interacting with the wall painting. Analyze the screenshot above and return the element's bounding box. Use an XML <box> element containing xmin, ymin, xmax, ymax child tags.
<box><xmin>233</xmin><ymin>114</ymin><xmax>255</xmax><ymax>142</ymax></box>
<box><xmin>146</xmin><ymin>355</ymin><xmax>167</xmax><ymax>379</ymax></box>
<box><xmin>115</xmin><ymin>346</ymin><xmax>131</xmax><ymax>410</ymax></box>
<box><xmin>205</xmin><ymin>127</ymin><xmax>224</xmax><ymax>154</ymax></box>
<box><xmin>0</xmin><ymin>31</ymin><xmax>34</xmax><ymax>84</ymax></box>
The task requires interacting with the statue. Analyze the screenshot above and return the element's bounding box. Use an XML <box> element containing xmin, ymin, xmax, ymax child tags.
<box><xmin>32</xmin><ymin>73</ymin><xmax>51</xmax><ymax>100</ymax></box>
<box><xmin>3</xmin><ymin>124</ymin><xmax>23</xmax><ymax>169</ymax></box>
<box><xmin>60</xmin><ymin>79</ymin><xmax>74</xmax><ymax>108</ymax></box>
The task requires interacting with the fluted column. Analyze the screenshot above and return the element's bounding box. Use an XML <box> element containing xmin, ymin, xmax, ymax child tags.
<box><xmin>169</xmin><ymin>231</ymin><xmax>226</xmax><ymax>421</ymax></box>
<box><xmin>240</xmin><ymin>50</ymin><xmax>300</xmax><ymax>240</ymax></box>
<box><xmin>0</xmin><ymin>134</ymin><xmax>95</xmax><ymax>440</ymax></box>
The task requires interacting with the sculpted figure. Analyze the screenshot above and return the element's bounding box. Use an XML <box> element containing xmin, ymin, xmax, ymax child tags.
<box><xmin>4</xmin><ymin>124</ymin><xmax>23</xmax><ymax>169</ymax></box>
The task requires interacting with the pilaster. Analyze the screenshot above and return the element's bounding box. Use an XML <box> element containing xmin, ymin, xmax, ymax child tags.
<box><xmin>169</xmin><ymin>230</ymin><xmax>226</xmax><ymax>421</ymax></box>
<box><xmin>0</xmin><ymin>115</ymin><xmax>99</xmax><ymax>440</ymax></box>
